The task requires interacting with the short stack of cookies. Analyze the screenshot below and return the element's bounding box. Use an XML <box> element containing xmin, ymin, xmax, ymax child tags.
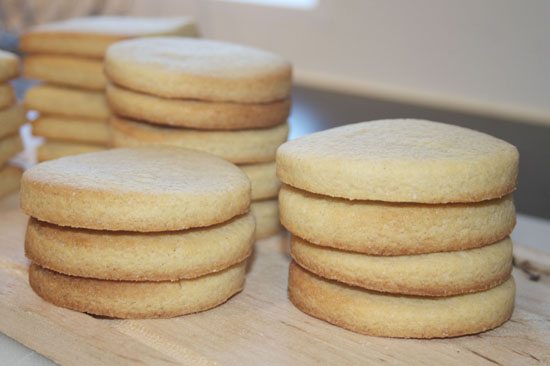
<box><xmin>0</xmin><ymin>50</ymin><xmax>25</xmax><ymax>198</ymax></box>
<box><xmin>277</xmin><ymin>119</ymin><xmax>519</xmax><ymax>338</ymax></box>
<box><xmin>20</xmin><ymin>16</ymin><xmax>198</xmax><ymax>161</ymax></box>
<box><xmin>21</xmin><ymin>147</ymin><xmax>254</xmax><ymax>318</ymax></box>
<box><xmin>104</xmin><ymin>37</ymin><xmax>292</xmax><ymax>239</ymax></box>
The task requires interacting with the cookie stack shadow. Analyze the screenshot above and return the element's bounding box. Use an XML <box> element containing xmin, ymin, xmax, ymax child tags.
<box><xmin>104</xmin><ymin>37</ymin><xmax>292</xmax><ymax>239</ymax></box>
<box><xmin>21</xmin><ymin>147</ymin><xmax>254</xmax><ymax>318</ymax></box>
<box><xmin>277</xmin><ymin>119</ymin><xmax>520</xmax><ymax>338</ymax></box>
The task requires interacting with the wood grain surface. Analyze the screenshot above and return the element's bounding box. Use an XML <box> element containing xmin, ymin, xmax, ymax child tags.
<box><xmin>0</xmin><ymin>193</ymin><xmax>549</xmax><ymax>365</ymax></box>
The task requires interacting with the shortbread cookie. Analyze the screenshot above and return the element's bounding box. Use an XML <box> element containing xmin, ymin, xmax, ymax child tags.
<box><xmin>21</xmin><ymin>147</ymin><xmax>251</xmax><ymax>231</ymax></box>
<box><xmin>107</xmin><ymin>83</ymin><xmax>290</xmax><ymax>130</ymax></box>
<box><xmin>291</xmin><ymin>236</ymin><xmax>512</xmax><ymax>296</ymax></box>
<box><xmin>105</xmin><ymin>37</ymin><xmax>291</xmax><ymax>103</ymax></box>
<box><xmin>25</xmin><ymin>84</ymin><xmax>110</xmax><ymax>119</ymax></box>
<box><xmin>32</xmin><ymin>116</ymin><xmax>110</xmax><ymax>144</ymax></box>
<box><xmin>20</xmin><ymin>16</ymin><xmax>198</xmax><ymax>58</ymax></box>
<box><xmin>279</xmin><ymin>185</ymin><xmax>515</xmax><ymax>255</ymax></box>
<box><xmin>0</xmin><ymin>104</ymin><xmax>25</xmax><ymax>139</ymax></box>
<box><xmin>0</xmin><ymin>163</ymin><xmax>23</xmax><ymax>198</ymax></box>
<box><xmin>250</xmin><ymin>199</ymin><xmax>282</xmax><ymax>239</ymax></box>
<box><xmin>288</xmin><ymin>262</ymin><xmax>515</xmax><ymax>338</ymax></box>
<box><xmin>110</xmin><ymin>116</ymin><xmax>289</xmax><ymax>164</ymax></box>
<box><xmin>277</xmin><ymin>119</ymin><xmax>519</xmax><ymax>203</ymax></box>
<box><xmin>0</xmin><ymin>83</ymin><xmax>15</xmax><ymax>110</ymax></box>
<box><xmin>24</xmin><ymin>55</ymin><xmax>106</xmax><ymax>90</ymax></box>
<box><xmin>29</xmin><ymin>260</ymin><xmax>246</xmax><ymax>319</ymax></box>
<box><xmin>26</xmin><ymin>213</ymin><xmax>254</xmax><ymax>281</ymax></box>
<box><xmin>36</xmin><ymin>141</ymin><xmax>107</xmax><ymax>162</ymax></box>
<box><xmin>0</xmin><ymin>50</ymin><xmax>19</xmax><ymax>82</ymax></box>
<box><xmin>0</xmin><ymin>134</ymin><xmax>23</xmax><ymax>166</ymax></box>
<box><xmin>241</xmin><ymin>161</ymin><xmax>280</xmax><ymax>200</ymax></box>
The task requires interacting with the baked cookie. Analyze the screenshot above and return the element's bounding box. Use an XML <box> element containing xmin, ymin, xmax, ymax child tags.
<box><xmin>241</xmin><ymin>161</ymin><xmax>280</xmax><ymax>201</ymax></box>
<box><xmin>107</xmin><ymin>83</ymin><xmax>290</xmax><ymax>130</ymax></box>
<box><xmin>110</xmin><ymin>116</ymin><xmax>289</xmax><ymax>164</ymax></box>
<box><xmin>250</xmin><ymin>199</ymin><xmax>282</xmax><ymax>240</ymax></box>
<box><xmin>279</xmin><ymin>185</ymin><xmax>515</xmax><ymax>255</ymax></box>
<box><xmin>0</xmin><ymin>163</ymin><xmax>23</xmax><ymax>198</ymax></box>
<box><xmin>0</xmin><ymin>83</ymin><xmax>16</xmax><ymax>110</ymax></box>
<box><xmin>0</xmin><ymin>104</ymin><xmax>25</xmax><ymax>139</ymax></box>
<box><xmin>277</xmin><ymin>119</ymin><xmax>519</xmax><ymax>203</ymax></box>
<box><xmin>20</xmin><ymin>16</ymin><xmax>198</xmax><ymax>58</ymax></box>
<box><xmin>25</xmin><ymin>213</ymin><xmax>254</xmax><ymax>281</ymax></box>
<box><xmin>29</xmin><ymin>260</ymin><xmax>246</xmax><ymax>319</ymax></box>
<box><xmin>24</xmin><ymin>54</ymin><xmax>106</xmax><ymax>90</ymax></box>
<box><xmin>32</xmin><ymin>116</ymin><xmax>110</xmax><ymax>144</ymax></box>
<box><xmin>0</xmin><ymin>133</ymin><xmax>23</xmax><ymax>166</ymax></box>
<box><xmin>25</xmin><ymin>84</ymin><xmax>110</xmax><ymax>119</ymax></box>
<box><xmin>36</xmin><ymin>141</ymin><xmax>107</xmax><ymax>162</ymax></box>
<box><xmin>290</xmin><ymin>235</ymin><xmax>512</xmax><ymax>296</ymax></box>
<box><xmin>105</xmin><ymin>37</ymin><xmax>291</xmax><ymax>103</ymax></box>
<box><xmin>21</xmin><ymin>147</ymin><xmax>251</xmax><ymax>231</ymax></box>
<box><xmin>288</xmin><ymin>261</ymin><xmax>515</xmax><ymax>338</ymax></box>
<box><xmin>0</xmin><ymin>50</ymin><xmax>19</xmax><ymax>83</ymax></box>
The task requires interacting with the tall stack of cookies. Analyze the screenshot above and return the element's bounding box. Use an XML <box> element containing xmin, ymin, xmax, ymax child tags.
<box><xmin>21</xmin><ymin>147</ymin><xmax>254</xmax><ymax>318</ymax></box>
<box><xmin>0</xmin><ymin>50</ymin><xmax>25</xmax><ymax>198</ymax></box>
<box><xmin>104</xmin><ymin>37</ymin><xmax>292</xmax><ymax>239</ymax></box>
<box><xmin>19</xmin><ymin>16</ymin><xmax>198</xmax><ymax>161</ymax></box>
<box><xmin>277</xmin><ymin>119</ymin><xmax>519</xmax><ymax>338</ymax></box>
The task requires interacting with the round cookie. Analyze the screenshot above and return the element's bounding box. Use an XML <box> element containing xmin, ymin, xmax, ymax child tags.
<box><xmin>288</xmin><ymin>262</ymin><xmax>515</xmax><ymax>338</ymax></box>
<box><xmin>21</xmin><ymin>147</ymin><xmax>251</xmax><ymax>231</ymax></box>
<box><xmin>36</xmin><ymin>141</ymin><xmax>107</xmax><ymax>162</ymax></box>
<box><xmin>25</xmin><ymin>84</ymin><xmax>110</xmax><ymax>119</ymax></box>
<box><xmin>241</xmin><ymin>161</ymin><xmax>280</xmax><ymax>200</ymax></box>
<box><xmin>0</xmin><ymin>104</ymin><xmax>26</xmax><ymax>139</ymax></box>
<box><xmin>19</xmin><ymin>16</ymin><xmax>198</xmax><ymax>58</ymax></box>
<box><xmin>0</xmin><ymin>50</ymin><xmax>19</xmax><ymax>83</ymax></box>
<box><xmin>110</xmin><ymin>116</ymin><xmax>289</xmax><ymax>164</ymax></box>
<box><xmin>0</xmin><ymin>163</ymin><xmax>23</xmax><ymax>198</ymax></box>
<box><xmin>24</xmin><ymin>55</ymin><xmax>106</xmax><ymax>90</ymax></box>
<box><xmin>105</xmin><ymin>37</ymin><xmax>291</xmax><ymax>103</ymax></box>
<box><xmin>250</xmin><ymin>199</ymin><xmax>282</xmax><ymax>240</ymax></box>
<box><xmin>290</xmin><ymin>235</ymin><xmax>512</xmax><ymax>296</ymax></box>
<box><xmin>0</xmin><ymin>134</ymin><xmax>23</xmax><ymax>166</ymax></box>
<box><xmin>29</xmin><ymin>260</ymin><xmax>246</xmax><ymax>319</ymax></box>
<box><xmin>107</xmin><ymin>83</ymin><xmax>290</xmax><ymax>130</ymax></box>
<box><xmin>0</xmin><ymin>83</ymin><xmax>16</xmax><ymax>110</ymax></box>
<box><xmin>279</xmin><ymin>185</ymin><xmax>515</xmax><ymax>255</ymax></box>
<box><xmin>32</xmin><ymin>116</ymin><xmax>110</xmax><ymax>144</ymax></box>
<box><xmin>25</xmin><ymin>213</ymin><xmax>254</xmax><ymax>281</ymax></box>
<box><xmin>277</xmin><ymin>119</ymin><xmax>519</xmax><ymax>203</ymax></box>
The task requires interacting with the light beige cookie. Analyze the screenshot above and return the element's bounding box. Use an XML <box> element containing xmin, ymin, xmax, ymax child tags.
<box><xmin>24</xmin><ymin>54</ymin><xmax>106</xmax><ymax>90</ymax></box>
<box><xmin>0</xmin><ymin>163</ymin><xmax>23</xmax><ymax>198</ymax></box>
<box><xmin>0</xmin><ymin>134</ymin><xmax>23</xmax><ymax>166</ymax></box>
<box><xmin>20</xmin><ymin>16</ymin><xmax>198</xmax><ymax>58</ymax></box>
<box><xmin>277</xmin><ymin>119</ymin><xmax>519</xmax><ymax>203</ymax></box>
<box><xmin>21</xmin><ymin>147</ymin><xmax>251</xmax><ymax>232</ymax></box>
<box><xmin>105</xmin><ymin>37</ymin><xmax>291</xmax><ymax>103</ymax></box>
<box><xmin>25</xmin><ymin>213</ymin><xmax>254</xmax><ymax>281</ymax></box>
<box><xmin>36</xmin><ymin>141</ymin><xmax>107</xmax><ymax>162</ymax></box>
<box><xmin>29</xmin><ymin>260</ymin><xmax>246</xmax><ymax>319</ymax></box>
<box><xmin>279</xmin><ymin>185</ymin><xmax>515</xmax><ymax>255</ymax></box>
<box><xmin>24</xmin><ymin>84</ymin><xmax>110</xmax><ymax>119</ymax></box>
<box><xmin>0</xmin><ymin>103</ymin><xmax>25</xmax><ymax>139</ymax></box>
<box><xmin>291</xmin><ymin>235</ymin><xmax>512</xmax><ymax>296</ymax></box>
<box><xmin>288</xmin><ymin>261</ymin><xmax>515</xmax><ymax>338</ymax></box>
<box><xmin>107</xmin><ymin>83</ymin><xmax>290</xmax><ymax>130</ymax></box>
<box><xmin>0</xmin><ymin>50</ymin><xmax>19</xmax><ymax>82</ymax></box>
<box><xmin>241</xmin><ymin>161</ymin><xmax>280</xmax><ymax>200</ymax></box>
<box><xmin>32</xmin><ymin>116</ymin><xmax>110</xmax><ymax>144</ymax></box>
<box><xmin>110</xmin><ymin>116</ymin><xmax>289</xmax><ymax>164</ymax></box>
<box><xmin>250</xmin><ymin>199</ymin><xmax>282</xmax><ymax>239</ymax></box>
<box><xmin>0</xmin><ymin>83</ymin><xmax>16</xmax><ymax>110</ymax></box>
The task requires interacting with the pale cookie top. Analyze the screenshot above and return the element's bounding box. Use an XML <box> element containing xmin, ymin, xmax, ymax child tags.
<box><xmin>276</xmin><ymin>119</ymin><xmax>519</xmax><ymax>203</ymax></box>
<box><xmin>21</xmin><ymin>147</ymin><xmax>251</xmax><ymax>232</ymax></box>
<box><xmin>105</xmin><ymin>37</ymin><xmax>292</xmax><ymax>103</ymax></box>
<box><xmin>0</xmin><ymin>50</ymin><xmax>19</xmax><ymax>82</ymax></box>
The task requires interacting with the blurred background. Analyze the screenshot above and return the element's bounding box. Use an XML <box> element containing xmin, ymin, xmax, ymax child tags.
<box><xmin>1</xmin><ymin>0</ymin><xmax>549</xmax><ymax>219</ymax></box>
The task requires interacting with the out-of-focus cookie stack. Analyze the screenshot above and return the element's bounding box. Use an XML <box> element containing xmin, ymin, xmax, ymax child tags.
<box><xmin>277</xmin><ymin>119</ymin><xmax>520</xmax><ymax>338</ymax></box>
<box><xmin>20</xmin><ymin>16</ymin><xmax>198</xmax><ymax>162</ymax></box>
<box><xmin>0</xmin><ymin>50</ymin><xmax>25</xmax><ymax>198</ymax></box>
<box><xmin>104</xmin><ymin>37</ymin><xmax>292</xmax><ymax>239</ymax></box>
<box><xmin>21</xmin><ymin>147</ymin><xmax>254</xmax><ymax>318</ymax></box>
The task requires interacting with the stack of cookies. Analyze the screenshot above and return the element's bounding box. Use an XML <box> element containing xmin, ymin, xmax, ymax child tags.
<box><xmin>104</xmin><ymin>37</ymin><xmax>292</xmax><ymax>239</ymax></box>
<box><xmin>20</xmin><ymin>16</ymin><xmax>198</xmax><ymax>161</ymax></box>
<box><xmin>277</xmin><ymin>119</ymin><xmax>519</xmax><ymax>338</ymax></box>
<box><xmin>21</xmin><ymin>147</ymin><xmax>254</xmax><ymax>318</ymax></box>
<box><xmin>0</xmin><ymin>50</ymin><xmax>25</xmax><ymax>198</ymax></box>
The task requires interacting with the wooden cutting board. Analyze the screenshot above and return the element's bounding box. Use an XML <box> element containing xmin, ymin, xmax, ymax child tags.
<box><xmin>0</xmin><ymin>193</ymin><xmax>549</xmax><ymax>365</ymax></box>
